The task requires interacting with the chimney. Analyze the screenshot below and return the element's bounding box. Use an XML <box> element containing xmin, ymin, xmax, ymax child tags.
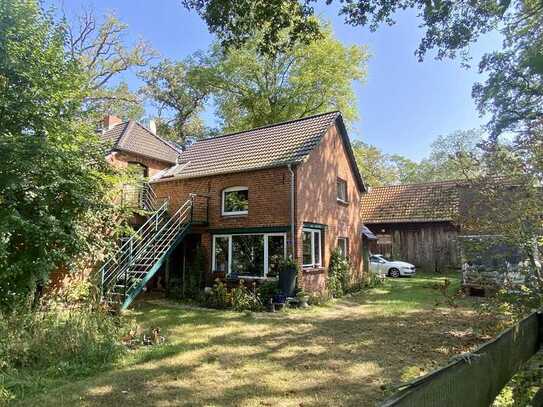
<box><xmin>148</xmin><ymin>119</ymin><xmax>157</xmax><ymax>134</ymax></box>
<box><xmin>103</xmin><ymin>115</ymin><xmax>122</xmax><ymax>130</ymax></box>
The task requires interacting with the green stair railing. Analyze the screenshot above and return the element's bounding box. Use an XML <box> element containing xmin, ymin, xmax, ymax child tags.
<box><xmin>100</xmin><ymin>188</ymin><xmax>194</xmax><ymax>310</ymax></box>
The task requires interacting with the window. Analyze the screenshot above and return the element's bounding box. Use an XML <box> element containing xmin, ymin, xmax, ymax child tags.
<box><xmin>212</xmin><ymin>233</ymin><xmax>286</xmax><ymax>278</ymax></box>
<box><xmin>213</xmin><ymin>236</ymin><xmax>229</xmax><ymax>272</ymax></box>
<box><xmin>338</xmin><ymin>237</ymin><xmax>349</xmax><ymax>258</ymax></box>
<box><xmin>337</xmin><ymin>178</ymin><xmax>347</xmax><ymax>203</ymax></box>
<box><xmin>302</xmin><ymin>228</ymin><xmax>322</xmax><ymax>268</ymax></box>
<box><xmin>222</xmin><ymin>186</ymin><xmax>249</xmax><ymax>215</ymax></box>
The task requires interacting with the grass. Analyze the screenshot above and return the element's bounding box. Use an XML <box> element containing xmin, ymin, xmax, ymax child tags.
<box><xmin>14</xmin><ymin>272</ymin><xmax>503</xmax><ymax>406</ymax></box>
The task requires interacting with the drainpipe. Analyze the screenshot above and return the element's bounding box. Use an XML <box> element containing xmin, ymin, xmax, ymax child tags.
<box><xmin>288</xmin><ymin>164</ymin><xmax>296</xmax><ymax>259</ymax></box>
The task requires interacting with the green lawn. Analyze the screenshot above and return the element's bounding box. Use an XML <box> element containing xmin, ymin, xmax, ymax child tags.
<box><xmin>16</xmin><ymin>273</ymin><xmax>502</xmax><ymax>406</ymax></box>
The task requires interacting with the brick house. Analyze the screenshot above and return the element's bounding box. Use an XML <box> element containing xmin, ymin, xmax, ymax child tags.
<box><xmin>101</xmin><ymin>115</ymin><xmax>180</xmax><ymax>178</ymax></box>
<box><xmin>148</xmin><ymin>111</ymin><xmax>368</xmax><ymax>293</ymax></box>
<box><xmin>360</xmin><ymin>180</ymin><xmax>463</xmax><ymax>272</ymax></box>
<box><xmin>99</xmin><ymin>111</ymin><xmax>373</xmax><ymax>308</ymax></box>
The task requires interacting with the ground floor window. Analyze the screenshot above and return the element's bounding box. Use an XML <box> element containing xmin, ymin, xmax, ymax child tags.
<box><xmin>302</xmin><ymin>228</ymin><xmax>322</xmax><ymax>268</ymax></box>
<box><xmin>212</xmin><ymin>233</ymin><xmax>287</xmax><ymax>278</ymax></box>
<box><xmin>337</xmin><ymin>237</ymin><xmax>349</xmax><ymax>258</ymax></box>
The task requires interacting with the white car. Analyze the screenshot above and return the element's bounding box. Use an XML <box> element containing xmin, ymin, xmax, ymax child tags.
<box><xmin>370</xmin><ymin>254</ymin><xmax>416</xmax><ymax>278</ymax></box>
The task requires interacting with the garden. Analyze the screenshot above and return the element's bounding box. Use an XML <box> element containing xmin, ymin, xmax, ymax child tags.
<box><xmin>2</xmin><ymin>272</ymin><xmax>510</xmax><ymax>406</ymax></box>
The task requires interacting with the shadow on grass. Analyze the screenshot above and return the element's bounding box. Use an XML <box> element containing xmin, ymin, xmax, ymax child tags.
<box><xmin>19</xmin><ymin>273</ymin><xmax>497</xmax><ymax>407</ymax></box>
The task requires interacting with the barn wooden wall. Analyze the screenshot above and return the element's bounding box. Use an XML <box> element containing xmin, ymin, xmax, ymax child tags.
<box><xmin>367</xmin><ymin>222</ymin><xmax>460</xmax><ymax>272</ymax></box>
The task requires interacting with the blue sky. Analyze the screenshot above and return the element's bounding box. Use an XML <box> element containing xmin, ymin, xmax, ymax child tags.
<box><xmin>58</xmin><ymin>0</ymin><xmax>502</xmax><ymax>161</ymax></box>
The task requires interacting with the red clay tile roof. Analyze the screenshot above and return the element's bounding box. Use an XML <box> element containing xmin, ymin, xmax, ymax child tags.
<box><xmin>101</xmin><ymin>121</ymin><xmax>180</xmax><ymax>164</ymax></box>
<box><xmin>360</xmin><ymin>180</ymin><xmax>463</xmax><ymax>223</ymax></box>
<box><xmin>153</xmin><ymin>111</ymin><xmax>365</xmax><ymax>191</ymax></box>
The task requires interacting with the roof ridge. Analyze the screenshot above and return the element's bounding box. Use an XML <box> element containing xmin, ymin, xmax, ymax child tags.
<box><xmin>116</xmin><ymin>121</ymin><xmax>134</xmax><ymax>148</ymax></box>
<box><xmin>368</xmin><ymin>179</ymin><xmax>466</xmax><ymax>189</ymax></box>
<box><xmin>194</xmin><ymin>110</ymin><xmax>340</xmax><ymax>144</ymax></box>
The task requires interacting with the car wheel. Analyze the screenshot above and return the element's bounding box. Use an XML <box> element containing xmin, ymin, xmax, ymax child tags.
<box><xmin>389</xmin><ymin>268</ymin><xmax>400</xmax><ymax>278</ymax></box>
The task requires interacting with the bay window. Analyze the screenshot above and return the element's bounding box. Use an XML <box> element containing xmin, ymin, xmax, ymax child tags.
<box><xmin>212</xmin><ymin>233</ymin><xmax>286</xmax><ymax>278</ymax></box>
<box><xmin>302</xmin><ymin>228</ymin><xmax>322</xmax><ymax>268</ymax></box>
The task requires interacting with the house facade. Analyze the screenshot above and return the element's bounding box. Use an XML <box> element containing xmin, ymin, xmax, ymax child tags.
<box><xmin>148</xmin><ymin>111</ymin><xmax>367</xmax><ymax>292</ymax></box>
<box><xmin>360</xmin><ymin>181</ymin><xmax>462</xmax><ymax>272</ymax></box>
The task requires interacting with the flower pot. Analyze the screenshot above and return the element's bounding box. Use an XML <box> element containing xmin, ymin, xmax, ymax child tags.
<box><xmin>297</xmin><ymin>295</ymin><xmax>309</xmax><ymax>308</ymax></box>
<box><xmin>278</xmin><ymin>267</ymin><xmax>297</xmax><ymax>297</ymax></box>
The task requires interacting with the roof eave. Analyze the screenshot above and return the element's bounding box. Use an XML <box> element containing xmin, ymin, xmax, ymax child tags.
<box><xmin>149</xmin><ymin>161</ymin><xmax>301</xmax><ymax>184</ymax></box>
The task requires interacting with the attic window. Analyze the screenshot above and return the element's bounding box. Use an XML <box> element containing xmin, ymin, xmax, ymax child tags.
<box><xmin>222</xmin><ymin>186</ymin><xmax>248</xmax><ymax>216</ymax></box>
<box><xmin>337</xmin><ymin>178</ymin><xmax>348</xmax><ymax>203</ymax></box>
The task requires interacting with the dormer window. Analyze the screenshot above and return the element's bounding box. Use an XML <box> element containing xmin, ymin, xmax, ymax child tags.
<box><xmin>222</xmin><ymin>186</ymin><xmax>249</xmax><ymax>216</ymax></box>
<box><xmin>337</xmin><ymin>178</ymin><xmax>348</xmax><ymax>203</ymax></box>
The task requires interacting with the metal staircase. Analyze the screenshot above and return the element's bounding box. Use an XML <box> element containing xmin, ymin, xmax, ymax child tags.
<box><xmin>100</xmin><ymin>185</ymin><xmax>194</xmax><ymax>310</ymax></box>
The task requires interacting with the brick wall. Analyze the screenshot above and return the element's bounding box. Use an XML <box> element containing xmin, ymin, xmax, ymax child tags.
<box><xmin>295</xmin><ymin>123</ymin><xmax>365</xmax><ymax>291</ymax></box>
<box><xmin>152</xmin><ymin>167</ymin><xmax>292</xmax><ymax>279</ymax></box>
<box><xmin>106</xmin><ymin>150</ymin><xmax>172</xmax><ymax>176</ymax></box>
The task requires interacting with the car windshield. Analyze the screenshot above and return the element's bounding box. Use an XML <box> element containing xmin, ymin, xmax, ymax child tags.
<box><xmin>377</xmin><ymin>255</ymin><xmax>391</xmax><ymax>262</ymax></box>
<box><xmin>371</xmin><ymin>255</ymin><xmax>390</xmax><ymax>262</ymax></box>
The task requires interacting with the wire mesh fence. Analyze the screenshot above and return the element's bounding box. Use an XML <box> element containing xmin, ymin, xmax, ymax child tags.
<box><xmin>380</xmin><ymin>311</ymin><xmax>542</xmax><ymax>407</ymax></box>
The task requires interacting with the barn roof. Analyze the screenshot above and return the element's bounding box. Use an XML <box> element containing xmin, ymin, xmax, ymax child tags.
<box><xmin>360</xmin><ymin>180</ymin><xmax>463</xmax><ymax>224</ymax></box>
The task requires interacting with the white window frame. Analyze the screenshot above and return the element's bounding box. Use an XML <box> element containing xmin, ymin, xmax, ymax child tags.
<box><xmin>212</xmin><ymin>233</ymin><xmax>287</xmax><ymax>279</ymax></box>
<box><xmin>337</xmin><ymin>178</ymin><xmax>348</xmax><ymax>203</ymax></box>
<box><xmin>302</xmin><ymin>228</ymin><xmax>322</xmax><ymax>268</ymax></box>
<box><xmin>221</xmin><ymin>186</ymin><xmax>249</xmax><ymax>216</ymax></box>
<box><xmin>337</xmin><ymin>237</ymin><xmax>349</xmax><ymax>258</ymax></box>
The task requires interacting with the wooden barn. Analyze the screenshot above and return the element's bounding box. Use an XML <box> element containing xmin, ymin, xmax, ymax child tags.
<box><xmin>360</xmin><ymin>180</ymin><xmax>463</xmax><ymax>272</ymax></box>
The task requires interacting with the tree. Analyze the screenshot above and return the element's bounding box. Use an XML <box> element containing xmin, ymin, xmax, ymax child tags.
<box><xmin>182</xmin><ymin>0</ymin><xmax>510</xmax><ymax>61</ymax></box>
<box><xmin>351</xmin><ymin>141</ymin><xmax>399</xmax><ymax>187</ymax></box>
<box><xmin>140</xmin><ymin>58</ymin><xmax>212</xmax><ymax>144</ymax></box>
<box><xmin>65</xmin><ymin>9</ymin><xmax>155</xmax><ymax>120</ymax></box>
<box><xmin>202</xmin><ymin>24</ymin><xmax>368</xmax><ymax>132</ymax></box>
<box><xmin>0</xmin><ymin>0</ymin><xmax>128</xmax><ymax>308</ymax></box>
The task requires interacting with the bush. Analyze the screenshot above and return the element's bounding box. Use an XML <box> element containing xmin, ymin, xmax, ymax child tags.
<box><xmin>231</xmin><ymin>281</ymin><xmax>263</xmax><ymax>312</ymax></box>
<box><xmin>204</xmin><ymin>280</ymin><xmax>231</xmax><ymax>309</ymax></box>
<box><xmin>0</xmin><ymin>303</ymin><xmax>125</xmax><ymax>402</ymax></box>
<box><xmin>327</xmin><ymin>249</ymin><xmax>350</xmax><ymax>298</ymax></box>
<box><xmin>258</xmin><ymin>280</ymin><xmax>280</xmax><ymax>305</ymax></box>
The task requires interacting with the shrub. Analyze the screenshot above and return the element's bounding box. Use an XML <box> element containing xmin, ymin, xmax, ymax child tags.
<box><xmin>204</xmin><ymin>280</ymin><xmax>231</xmax><ymax>309</ymax></box>
<box><xmin>327</xmin><ymin>249</ymin><xmax>350</xmax><ymax>298</ymax></box>
<box><xmin>0</xmin><ymin>302</ymin><xmax>125</xmax><ymax>402</ymax></box>
<box><xmin>258</xmin><ymin>280</ymin><xmax>280</xmax><ymax>305</ymax></box>
<box><xmin>231</xmin><ymin>281</ymin><xmax>263</xmax><ymax>312</ymax></box>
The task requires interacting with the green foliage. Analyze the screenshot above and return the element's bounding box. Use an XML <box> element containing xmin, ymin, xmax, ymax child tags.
<box><xmin>0</xmin><ymin>303</ymin><xmax>125</xmax><ymax>402</ymax></box>
<box><xmin>204</xmin><ymin>280</ymin><xmax>231</xmax><ymax>309</ymax></box>
<box><xmin>140</xmin><ymin>58</ymin><xmax>212</xmax><ymax>144</ymax></box>
<box><xmin>327</xmin><ymin>249</ymin><xmax>351</xmax><ymax>298</ymax></box>
<box><xmin>202</xmin><ymin>23</ymin><xmax>367</xmax><ymax>132</ymax></box>
<box><xmin>351</xmin><ymin>129</ymin><xmax>482</xmax><ymax>187</ymax></box>
<box><xmin>231</xmin><ymin>281</ymin><xmax>263</xmax><ymax>312</ymax></box>
<box><xmin>66</xmin><ymin>10</ymin><xmax>154</xmax><ymax>120</ymax></box>
<box><xmin>0</xmin><ymin>0</ymin><xmax>132</xmax><ymax>309</ymax></box>
<box><xmin>258</xmin><ymin>280</ymin><xmax>280</xmax><ymax>304</ymax></box>
<box><xmin>351</xmin><ymin>140</ymin><xmax>399</xmax><ymax>187</ymax></box>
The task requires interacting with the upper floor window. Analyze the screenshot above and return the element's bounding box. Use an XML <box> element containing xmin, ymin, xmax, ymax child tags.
<box><xmin>127</xmin><ymin>162</ymin><xmax>148</xmax><ymax>178</ymax></box>
<box><xmin>337</xmin><ymin>237</ymin><xmax>349</xmax><ymax>258</ymax></box>
<box><xmin>303</xmin><ymin>228</ymin><xmax>322</xmax><ymax>268</ymax></box>
<box><xmin>337</xmin><ymin>178</ymin><xmax>348</xmax><ymax>203</ymax></box>
<box><xmin>222</xmin><ymin>186</ymin><xmax>249</xmax><ymax>216</ymax></box>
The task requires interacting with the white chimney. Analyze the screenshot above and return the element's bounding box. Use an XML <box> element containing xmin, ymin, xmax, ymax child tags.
<box><xmin>148</xmin><ymin>119</ymin><xmax>157</xmax><ymax>134</ymax></box>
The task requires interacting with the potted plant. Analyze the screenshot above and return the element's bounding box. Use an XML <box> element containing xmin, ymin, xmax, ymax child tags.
<box><xmin>296</xmin><ymin>289</ymin><xmax>310</xmax><ymax>308</ymax></box>
<box><xmin>278</xmin><ymin>257</ymin><xmax>299</xmax><ymax>297</ymax></box>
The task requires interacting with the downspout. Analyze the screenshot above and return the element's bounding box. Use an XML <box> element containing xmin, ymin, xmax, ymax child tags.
<box><xmin>288</xmin><ymin>164</ymin><xmax>296</xmax><ymax>259</ymax></box>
